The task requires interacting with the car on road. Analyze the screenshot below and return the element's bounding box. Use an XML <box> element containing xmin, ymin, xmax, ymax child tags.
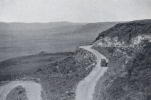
<box><xmin>101</xmin><ymin>59</ymin><xmax>108</xmax><ymax>67</ymax></box>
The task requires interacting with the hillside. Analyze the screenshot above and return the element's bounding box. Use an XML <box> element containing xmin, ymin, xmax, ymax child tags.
<box><xmin>93</xmin><ymin>42</ymin><xmax>151</xmax><ymax>100</ymax></box>
<box><xmin>0</xmin><ymin>48</ymin><xmax>96</xmax><ymax>100</ymax></box>
<box><xmin>93</xmin><ymin>19</ymin><xmax>151</xmax><ymax>100</ymax></box>
<box><xmin>0</xmin><ymin>22</ymin><xmax>116</xmax><ymax>61</ymax></box>
<box><xmin>95</xmin><ymin>19</ymin><xmax>151</xmax><ymax>43</ymax></box>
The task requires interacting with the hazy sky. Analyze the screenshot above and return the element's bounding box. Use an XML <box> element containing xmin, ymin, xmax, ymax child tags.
<box><xmin>0</xmin><ymin>0</ymin><xmax>151</xmax><ymax>22</ymax></box>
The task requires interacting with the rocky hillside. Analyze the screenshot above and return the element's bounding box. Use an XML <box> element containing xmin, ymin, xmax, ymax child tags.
<box><xmin>0</xmin><ymin>48</ymin><xmax>96</xmax><ymax>100</ymax></box>
<box><xmin>95</xmin><ymin>19</ymin><xmax>151</xmax><ymax>43</ymax></box>
<box><xmin>93</xmin><ymin>19</ymin><xmax>151</xmax><ymax>100</ymax></box>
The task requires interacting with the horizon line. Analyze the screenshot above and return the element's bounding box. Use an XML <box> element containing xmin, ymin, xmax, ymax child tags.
<box><xmin>0</xmin><ymin>18</ymin><xmax>150</xmax><ymax>24</ymax></box>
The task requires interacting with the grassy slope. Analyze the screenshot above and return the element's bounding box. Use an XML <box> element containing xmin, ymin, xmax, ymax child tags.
<box><xmin>0</xmin><ymin>48</ymin><xmax>96</xmax><ymax>100</ymax></box>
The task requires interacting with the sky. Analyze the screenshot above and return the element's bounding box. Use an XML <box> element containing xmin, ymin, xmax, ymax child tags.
<box><xmin>0</xmin><ymin>0</ymin><xmax>151</xmax><ymax>23</ymax></box>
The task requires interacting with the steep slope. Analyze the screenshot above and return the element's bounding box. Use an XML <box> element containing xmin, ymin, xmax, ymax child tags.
<box><xmin>95</xmin><ymin>19</ymin><xmax>151</xmax><ymax>43</ymax></box>
<box><xmin>94</xmin><ymin>42</ymin><xmax>151</xmax><ymax>100</ymax></box>
<box><xmin>93</xmin><ymin>19</ymin><xmax>151</xmax><ymax>100</ymax></box>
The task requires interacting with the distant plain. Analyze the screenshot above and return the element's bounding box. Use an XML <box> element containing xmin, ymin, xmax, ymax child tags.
<box><xmin>0</xmin><ymin>22</ymin><xmax>116</xmax><ymax>61</ymax></box>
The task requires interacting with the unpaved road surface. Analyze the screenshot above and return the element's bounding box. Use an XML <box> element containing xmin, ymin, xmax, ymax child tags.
<box><xmin>75</xmin><ymin>45</ymin><xmax>108</xmax><ymax>100</ymax></box>
<box><xmin>0</xmin><ymin>80</ymin><xmax>43</xmax><ymax>100</ymax></box>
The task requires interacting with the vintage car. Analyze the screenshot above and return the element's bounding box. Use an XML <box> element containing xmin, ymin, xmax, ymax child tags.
<box><xmin>101</xmin><ymin>59</ymin><xmax>108</xmax><ymax>67</ymax></box>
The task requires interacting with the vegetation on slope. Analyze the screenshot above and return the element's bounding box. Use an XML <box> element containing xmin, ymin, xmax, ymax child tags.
<box><xmin>94</xmin><ymin>42</ymin><xmax>151</xmax><ymax>100</ymax></box>
<box><xmin>0</xmin><ymin>48</ymin><xmax>96</xmax><ymax>100</ymax></box>
<box><xmin>93</xmin><ymin>19</ymin><xmax>151</xmax><ymax>100</ymax></box>
<box><xmin>96</xmin><ymin>19</ymin><xmax>151</xmax><ymax>43</ymax></box>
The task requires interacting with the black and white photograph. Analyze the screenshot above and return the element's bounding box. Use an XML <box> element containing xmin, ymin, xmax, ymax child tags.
<box><xmin>0</xmin><ymin>0</ymin><xmax>151</xmax><ymax>100</ymax></box>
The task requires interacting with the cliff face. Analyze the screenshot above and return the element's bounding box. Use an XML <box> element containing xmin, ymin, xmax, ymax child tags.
<box><xmin>93</xmin><ymin>19</ymin><xmax>151</xmax><ymax>100</ymax></box>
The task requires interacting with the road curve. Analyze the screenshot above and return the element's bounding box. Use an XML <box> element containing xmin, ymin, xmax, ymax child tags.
<box><xmin>0</xmin><ymin>80</ymin><xmax>43</xmax><ymax>100</ymax></box>
<box><xmin>75</xmin><ymin>45</ymin><xmax>108</xmax><ymax>100</ymax></box>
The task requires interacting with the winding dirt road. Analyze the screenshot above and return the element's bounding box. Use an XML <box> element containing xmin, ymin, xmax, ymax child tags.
<box><xmin>0</xmin><ymin>80</ymin><xmax>43</xmax><ymax>100</ymax></box>
<box><xmin>75</xmin><ymin>45</ymin><xmax>108</xmax><ymax>100</ymax></box>
<box><xmin>0</xmin><ymin>45</ymin><xmax>108</xmax><ymax>100</ymax></box>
